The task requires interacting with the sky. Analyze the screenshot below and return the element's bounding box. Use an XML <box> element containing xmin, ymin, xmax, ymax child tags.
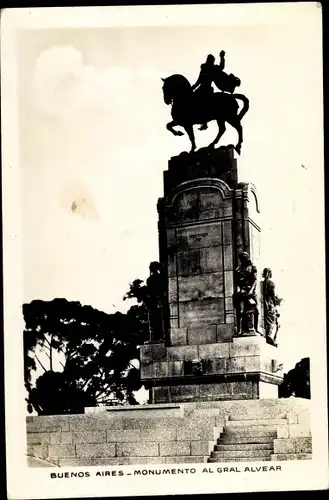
<box><xmin>17</xmin><ymin>5</ymin><xmax>324</xmax><ymax>372</ymax></box>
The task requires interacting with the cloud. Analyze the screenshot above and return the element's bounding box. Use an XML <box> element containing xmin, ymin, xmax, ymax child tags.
<box><xmin>32</xmin><ymin>45</ymin><xmax>84</xmax><ymax>118</ymax></box>
<box><xmin>32</xmin><ymin>45</ymin><xmax>163</xmax><ymax>122</ymax></box>
<box><xmin>32</xmin><ymin>45</ymin><xmax>132</xmax><ymax>119</ymax></box>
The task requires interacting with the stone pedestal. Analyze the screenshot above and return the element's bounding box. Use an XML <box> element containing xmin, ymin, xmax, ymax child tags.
<box><xmin>140</xmin><ymin>335</ymin><xmax>283</xmax><ymax>403</ymax></box>
<box><xmin>141</xmin><ymin>146</ymin><xmax>283</xmax><ymax>402</ymax></box>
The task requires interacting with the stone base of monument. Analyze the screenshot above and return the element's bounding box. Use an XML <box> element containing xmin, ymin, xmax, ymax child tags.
<box><xmin>26</xmin><ymin>398</ymin><xmax>311</xmax><ymax>467</ymax></box>
<box><xmin>140</xmin><ymin>335</ymin><xmax>283</xmax><ymax>404</ymax></box>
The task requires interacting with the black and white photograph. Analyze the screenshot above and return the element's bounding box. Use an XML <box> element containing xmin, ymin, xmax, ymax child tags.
<box><xmin>2</xmin><ymin>3</ymin><xmax>328</xmax><ymax>498</ymax></box>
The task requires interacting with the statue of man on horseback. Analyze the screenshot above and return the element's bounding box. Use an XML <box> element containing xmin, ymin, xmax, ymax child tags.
<box><xmin>162</xmin><ymin>50</ymin><xmax>249</xmax><ymax>154</ymax></box>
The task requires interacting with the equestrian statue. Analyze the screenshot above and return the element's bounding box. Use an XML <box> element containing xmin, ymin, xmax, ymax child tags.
<box><xmin>162</xmin><ymin>50</ymin><xmax>249</xmax><ymax>154</ymax></box>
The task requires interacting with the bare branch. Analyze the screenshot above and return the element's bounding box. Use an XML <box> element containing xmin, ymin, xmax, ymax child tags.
<box><xmin>34</xmin><ymin>355</ymin><xmax>47</xmax><ymax>373</ymax></box>
<box><xmin>49</xmin><ymin>333</ymin><xmax>53</xmax><ymax>372</ymax></box>
<box><xmin>42</xmin><ymin>350</ymin><xmax>51</xmax><ymax>362</ymax></box>
<box><xmin>55</xmin><ymin>344</ymin><xmax>68</xmax><ymax>357</ymax></box>
<box><xmin>95</xmin><ymin>385</ymin><xmax>114</xmax><ymax>398</ymax></box>
<box><xmin>80</xmin><ymin>378</ymin><xmax>92</xmax><ymax>391</ymax></box>
<box><xmin>43</xmin><ymin>336</ymin><xmax>52</xmax><ymax>348</ymax></box>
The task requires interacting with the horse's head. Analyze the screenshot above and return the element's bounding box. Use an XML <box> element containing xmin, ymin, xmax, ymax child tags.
<box><xmin>162</xmin><ymin>74</ymin><xmax>192</xmax><ymax>105</ymax></box>
<box><xmin>162</xmin><ymin>77</ymin><xmax>173</xmax><ymax>105</ymax></box>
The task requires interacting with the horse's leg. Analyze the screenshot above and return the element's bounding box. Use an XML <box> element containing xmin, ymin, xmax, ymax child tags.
<box><xmin>209</xmin><ymin>120</ymin><xmax>226</xmax><ymax>148</ymax></box>
<box><xmin>184</xmin><ymin>124</ymin><xmax>196</xmax><ymax>152</ymax></box>
<box><xmin>166</xmin><ymin>121</ymin><xmax>184</xmax><ymax>136</ymax></box>
<box><xmin>234</xmin><ymin>121</ymin><xmax>243</xmax><ymax>155</ymax></box>
<box><xmin>227</xmin><ymin>118</ymin><xmax>243</xmax><ymax>154</ymax></box>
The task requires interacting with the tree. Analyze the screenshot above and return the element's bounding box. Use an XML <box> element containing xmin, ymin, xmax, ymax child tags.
<box><xmin>23</xmin><ymin>296</ymin><xmax>149</xmax><ymax>415</ymax></box>
<box><xmin>279</xmin><ymin>357</ymin><xmax>310</xmax><ymax>399</ymax></box>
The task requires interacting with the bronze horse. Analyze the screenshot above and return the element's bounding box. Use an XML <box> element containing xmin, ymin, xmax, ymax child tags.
<box><xmin>162</xmin><ymin>74</ymin><xmax>249</xmax><ymax>154</ymax></box>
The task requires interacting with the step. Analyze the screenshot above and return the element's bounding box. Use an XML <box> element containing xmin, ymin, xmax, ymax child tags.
<box><xmin>270</xmin><ymin>453</ymin><xmax>312</xmax><ymax>461</ymax></box>
<box><xmin>208</xmin><ymin>457</ymin><xmax>271</xmax><ymax>463</ymax></box>
<box><xmin>164</xmin><ymin>456</ymin><xmax>208</xmax><ymax>464</ymax></box>
<box><xmin>211</xmin><ymin>450</ymin><xmax>272</xmax><ymax>459</ymax></box>
<box><xmin>71</xmin><ymin>455</ymin><xmax>209</xmax><ymax>466</ymax></box>
<box><xmin>223</xmin><ymin>429</ymin><xmax>277</xmax><ymax>437</ymax></box>
<box><xmin>226</xmin><ymin>419</ymin><xmax>287</xmax><ymax>427</ymax></box>
<box><xmin>225</xmin><ymin>425</ymin><xmax>279</xmax><ymax>432</ymax></box>
<box><xmin>215</xmin><ymin>443</ymin><xmax>273</xmax><ymax>452</ymax></box>
<box><xmin>227</xmin><ymin>409</ymin><xmax>289</xmax><ymax>421</ymax></box>
<box><xmin>220</xmin><ymin>436</ymin><xmax>275</xmax><ymax>445</ymax></box>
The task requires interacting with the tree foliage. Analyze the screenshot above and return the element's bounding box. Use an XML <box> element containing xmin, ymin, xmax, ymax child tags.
<box><xmin>123</xmin><ymin>279</ymin><xmax>149</xmax><ymax>341</ymax></box>
<box><xmin>279</xmin><ymin>357</ymin><xmax>310</xmax><ymax>399</ymax></box>
<box><xmin>23</xmin><ymin>294</ymin><xmax>149</xmax><ymax>415</ymax></box>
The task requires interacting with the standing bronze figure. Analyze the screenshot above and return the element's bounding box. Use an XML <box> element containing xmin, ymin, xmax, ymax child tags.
<box><xmin>261</xmin><ymin>268</ymin><xmax>282</xmax><ymax>347</ymax></box>
<box><xmin>146</xmin><ymin>261</ymin><xmax>165</xmax><ymax>343</ymax></box>
<box><xmin>234</xmin><ymin>252</ymin><xmax>259</xmax><ymax>334</ymax></box>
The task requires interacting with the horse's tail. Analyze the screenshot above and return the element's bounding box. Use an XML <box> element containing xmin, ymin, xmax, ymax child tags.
<box><xmin>233</xmin><ymin>93</ymin><xmax>249</xmax><ymax>121</ymax></box>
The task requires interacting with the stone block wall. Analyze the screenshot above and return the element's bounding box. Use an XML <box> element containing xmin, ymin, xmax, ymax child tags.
<box><xmin>151</xmin><ymin>381</ymin><xmax>275</xmax><ymax>404</ymax></box>
<box><xmin>26</xmin><ymin>412</ymin><xmax>222</xmax><ymax>467</ymax></box>
<box><xmin>271</xmin><ymin>437</ymin><xmax>312</xmax><ymax>460</ymax></box>
<box><xmin>269</xmin><ymin>415</ymin><xmax>312</xmax><ymax>460</ymax></box>
<box><xmin>170</xmin><ymin>324</ymin><xmax>234</xmax><ymax>346</ymax></box>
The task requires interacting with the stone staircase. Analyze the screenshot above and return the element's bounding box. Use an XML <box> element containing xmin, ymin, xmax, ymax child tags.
<box><xmin>26</xmin><ymin>399</ymin><xmax>312</xmax><ymax>466</ymax></box>
<box><xmin>208</xmin><ymin>417</ymin><xmax>287</xmax><ymax>462</ymax></box>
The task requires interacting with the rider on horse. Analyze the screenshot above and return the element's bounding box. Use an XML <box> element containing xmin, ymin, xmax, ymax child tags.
<box><xmin>191</xmin><ymin>54</ymin><xmax>216</xmax><ymax>95</ymax></box>
<box><xmin>192</xmin><ymin>51</ymin><xmax>241</xmax><ymax>130</ymax></box>
<box><xmin>191</xmin><ymin>53</ymin><xmax>217</xmax><ymax>130</ymax></box>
